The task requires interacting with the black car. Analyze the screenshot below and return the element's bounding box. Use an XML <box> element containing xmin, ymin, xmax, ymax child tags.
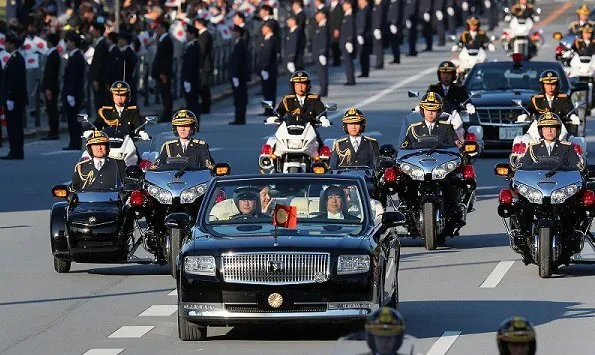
<box><xmin>463</xmin><ymin>60</ymin><xmax>587</xmax><ymax>149</ymax></box>
<box><xmin>167</xmin><ymin>174</ymin><xmax>404</xmax><ymax>341</ymax></box>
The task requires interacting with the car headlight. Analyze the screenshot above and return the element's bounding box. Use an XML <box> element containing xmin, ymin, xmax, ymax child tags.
<box><xmin>337</xmin><ymin>255</ymin><xmax>370</xmax><ymax>275</ymax></box>
<box><xmin>180</xmin><ymin>183</ymin><xmax>208</xmax><ymax>204</ymax></box>
<box><xmin>551</xmin><ymin>184</ymin><xmax>579</xmax><ymax>204</ymax></box>
<box><xmin>146</xmin><ymin>183</ymin><xmax>173</xmax><ymax>204</ymax></box>
<box><xmin>287</xmin><ymin>139</ymin><xmax>303</xmax><ymax>149</ymax></box>
<box><xmin>399</xmin><ymin>162</ymin><xmax>425</xmax><ymax>181</ymax></box>
<box><xmin>432</xmin><ymin>159</ymin><xmax>459</xmax><ymax>180</ymax></box>
<box><xmin>516</xmin><ymin>183</ymin><xmax>543</xmax><ymax>204</ymax></box>
<box><xmin>184</xmin><ymin>256</ymin><xmax>216</xmax><ymax>276</ymax></box>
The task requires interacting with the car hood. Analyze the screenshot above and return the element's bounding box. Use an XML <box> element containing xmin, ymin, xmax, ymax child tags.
<box><xmin>471</xmin><ymin>91</ymin><xmax>535</xmax><ymax>107</ymax></box>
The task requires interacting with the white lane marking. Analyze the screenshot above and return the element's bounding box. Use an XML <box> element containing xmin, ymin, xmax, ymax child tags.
<box><xmin>427</xmin><ymin>331</ymin><xmax>462</xmax><ymax>355</ymax></box>
<box><xmin>210</xmin><ymin>147</ymin><xmax>223</xmax><ymax>151</ymax></box>
<box><xmin>480</xmin><ymin>261</ymin><xmax>515</xmax><ymax>288</ymax></box>
<box><xmin>139</xmin><ymin>305</ymin><xmax>177</xmax><ymax>317</ymax></box>
<box><xmin>41</xmin><ymin>150</ymin><xmax>81</xmax><ymax>156</ymax></box>
<box><xmin>107</xmin><ymin>326</ymin><xmax>154</xmax><ymax>338</ymax></box>
<box><xmin>328</xmin><ymin>67</ymin><xmax>436</xmax><ymax>120</ymax></box>
<box><xmin>168</xmin><ymin>289</ymin><xmax>178</xmax><ymax>296</ymax></box>
<box><xmin>82</xmin><ymin>349</ymin><xmax>124</xmax><ymax>355</ymax></box>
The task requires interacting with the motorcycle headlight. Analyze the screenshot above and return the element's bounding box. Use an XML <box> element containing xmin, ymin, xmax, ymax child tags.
<box><xmin>516</xmin><ymin>183</ymin><xmax>543</xmax><ymax>204</ymax></box>
<box><xmin>551</xmin><ymin>184</ymin><xmax>579</xmax><ymax>204</ymax></box>
<box><xmin>180</xmin><ymin>183</ymin><xmax>208</xmax><ymax>204</ymax></box>
<box><xmin>146</xmin><ymin>183</ymin><xmax>173</xmax><ymax>205</ymax></box>
<box><xmin>184</xmin><ymin>256</ymin><xmax>216</xmax><ymax>276</ymax></box>
<box><xmin>432</xmin><ymin>160</ymin><xmax>460</xmax><ymax>180</ymax></box>
<box><xmin>399</xmin><ymin>162</ymin><xmax>425</xmax><ymax>181</ymax></box>
<box><xmin>287</xmin><ymin>139</ymin><xmax>303</xmax><ymax>149</ymax></box>
<box><xmin>337</xmin><ymin>255</ymin><xmax>370</xmax><ymax>275</ymax></box>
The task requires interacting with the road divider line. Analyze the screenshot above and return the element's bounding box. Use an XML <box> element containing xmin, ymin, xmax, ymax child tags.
<box><xmin>480</xmin><ymin>261</ymin><xmax>515</xmax><ymax>288</ymax></box>
<box><xmin>139</xmin><ymin>305</ymin><xmax>177</xmax><ymax>317</ymax></box>
<box><xmin>41</xmin><ymin>150</ymin><xmax>81</xmax><ymax>156</ymax></box>
<box><xmin>168</xmin><ymin>289</ymin><xmax>178</xmax><ymax>296</ymax></box>
<box><xmin>82</xmin><ymin>349</ymin><xmax>124</xmax><ymax>355</ymax></box>
<box><xmin>536</xmin><ymin>1</ymin><xmax>573</xmax><ymax>28</ymax></box>
<box><xmin>107</xmin><ymin>326</ymin><xmax>154</xmax><ymax>338</ymax></box>
<box><xmin>427</xmin><ymin>331</ymin><xmax>461</xmax><ymax>355</ymax></box>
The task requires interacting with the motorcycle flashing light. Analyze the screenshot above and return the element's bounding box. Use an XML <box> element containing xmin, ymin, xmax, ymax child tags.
<box><xmin>573</xmin><ymin>143</ymin><xmax>582</xmax><ymax>156</ymax></box>
<box><xmin>319</xmin><ymin>145</ymin><xmax>332</xmax><ymax>159</ymax></box>
<box><xmin>384</xmin><ymin>167</ymin><xmax>398</xmax><ymax>183</ymax></box>
<box><xmin>261</xmin><ymin>144</ymin><xmax>273</xmax><ymax>155</ymax></box>
<box><xmin>512</xmin><ymin>143</ymin><xmax>526</xmax><ymax>155</ymax></box>
<box><xmin>463</xmin><ymin>165</ymin><xmax>476</xmax><ymax>180</ymax></box>
<box><xmin>582</xmin><ymin>190</ymin><xmax>595</xmax><ymax>207</ymax></box>
<box><xmin>130</xmin><ymin>190</ymin><xmax>145</xmax><ymax>206</ymax></box>
<box><xmin>499</xmin><ymin>189</ymin><xmax>513</xmax><ymax>205</ymax></box>
<box><xmin>512</xmin><ymin>53</ymin><xmax>523</xmax><ymax>65</ymax></box>
<box><xmin>465</xmin><ymin>132</ymin><xmax>477</xmax><ymax>141</ymax></box>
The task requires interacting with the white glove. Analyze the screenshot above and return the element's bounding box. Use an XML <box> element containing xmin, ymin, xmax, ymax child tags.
<box><xmin>261</xmin><ymin>70</ymin><xmax>269</xmax><ymax>80</ymax></box>
<box><xmin>319</xmin><ymin>116</ymin><xmax>331</xmax><ymax>127</ymax></box>
<box><xmin>138</xmin><ymin>131</ymin><xmax>150</xmax><ymax>140</ymax></box>
<box><xmin>287</xmin><ymin>62</ymin><xmax>295</xmax><ymax>73</ymax></box>
<box><xmin>488</xmin><ymin>43</ymin><xmax>496</xmax><ymax>52</ymax></box>
<box><xmin>357</xmin><ymin>35</ymin><xmax>364</xmax><ymax>45</ymax></box>
<box><xmin>266</xmin><ymin>116</ymin><xmax>278</xmax><ymax>124</ymax></box>
<box><xmin>562</xmin><ymin>50</ymin><xmax>573</xmax><ymax>59</ymax></box>
<box><xmin>423</xmin><ymin>12</ymin><xmax>430</xmax><ymax>22</ymax></box>
<box><xmin>405</xmin><ymin>19</ymin><xmax>412</xmax><ymax>29</ymax></box>
<box><xmin>447</xmin><ymin>7</ymin><xmax>455</xmax><ymax>16</ymax></box>
<box><xmin>83</xmin><ymin>130</ymin><xmax>94</xmax><ymax>139</ymax></box>
<box><xmin>504</xmin><ymin>15</ymin><xmax>511</xmax><ymax>22</ymax></box>
<box><xmin>232</xmin><ymin>77</ymin><xmax>239</xmax><ymax>88</ymax></box>
<box><xmin>319</xmin><ymin>55</ymin><xmax>327</xmax><ymax>66</ymax></box>
<box><xmin>6</xmin><ymin>100</ymin><xmax>14</xmax><ymax>111</ymax></box>
<box><xmin>183</xmin><ymin>81</ymin><xmax>191</xmax><ymax>93</ymax></box>
<box><xmin>570</xmin><ymin>114</ymin><xmax>581</xmax><ymax>125</ymax></box>
<box><xmin>465</xmin><ymin>103</ymin><xmax>476</xmax><ymax>114</ymax></box>
<box><xmin>390</xmin><ymin>24</ymin><xmax>398</xmax><ymax>34</ymax></box>
<box><xmin>451</xmin><ymin>44</ymin><xmax>460</xmax><ymax>52</ymax></box>
<box><xmin>517</xmin><ymin>113</ymin><xmax>528</xmax><ymax>123</ymax></box>
<box><xmin>534</xmin><ymin>16</ymin><xmax>540</xmax><ymax>22</ymax></box>
<box><xmin>484</xmin><ymin>0</ymin><xmax>491</xmax><ymax>9</ymax></box>
<box><xmin>67</xmin><ymin>95</ymin><xmax>75</xmax><ymax>107</ymax></box>
<box><xmin>373</xmin><ymin>29</ymin><xmax>382</xmax><ymax>40</ymax></box>
<box><xmin>346</xmin><ymin>42</ymin><xmax>354</xmax><ymax>53</ymax></box>
<box><xmin>414</xmin><ymin>105</ymin><xmax>420</xmax><ymax>112</ymax></box>
<box><xmin>436</xmin><ymin>10</ymin><xmax>443</xmax><ymax>21</ymax></box>
<box><xmin>462</xmin><ymin>2</ymin><xmax>469</xmax><ymax>11</ymax></box>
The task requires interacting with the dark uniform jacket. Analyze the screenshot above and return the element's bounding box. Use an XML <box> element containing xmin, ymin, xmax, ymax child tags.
<box><xmin>115</xmin><ymin>46</ymin><xmax>136</xmax><ymax>82</ymax></box>
<box><xmin>41</xmin><ymin>48</ymin><xmax>60</xmax><ymax>93</ymax></box>
<box><xmin>0</xmin><ymin>51</ymin><xmax>28</xmax><ymax>108</ymax></box>
<box><xmin>571</xmin><ymin>38</ymin><xmax>595</xmax><ymax>56</ymax></box>
<box><xmin>71</xmin><ymin>157</ymin><xmax>126</xmax><ymax>191</ymax></box>
<box><xmin>510</xmin><ymin>3</ymin><xmax>537</xmax><ymax>20</ymax></box>
<box><xmin>285</xmin><ymin>27</ymin><xmax>305</xmax><ymax>69</ymax></box>
<box><xmin>356</xmin><ymin>4</ymin><xmax>372</xmax><ymax>44</ymax></box>
<box><xmin>400</xmin><ymin>121</ymin><xmax>460</xmax><ymax>148</ymax></box>
<box><xmin>275</xmin><ymin>93</ymin><xmax>326</xmax><ymax>125</ymax></box>
<box><xmin>151</xmin><ymin>34</ymin><xmax>174</xmax><ymax>80</ymax></box>
<box><xmin>182</xmin><ymin>39</ymin><xmax>202</xmax><ymax>90</ymax></box>
<box><xmin>89</xmin><ymin>37</ymin><xmax>108</xmax><ymax>86</ymax></box>
<box><xmin>198</xmin><ymin>30</ymin><xmax>214</xmax><ymax>75</ymax></box>
<box><xmin>329</xmin><ymin>1</ymin><xmax>344</xmax><ymax>42</ymax></box>
<box><xmin>518</xmin><ymin>140</ymin><xmax>583</xmax><ymax>170</ymax></box>
<box><xmin>568</xmin><ymin>20</ymin><xmax>594</xmax><ymax>35</ymax></box>
<box><xmin>312</xmin><ymin>22</ymin><xmax>330</xmax><ymax>58</ymax></box>
<box><xmin>260</xmin><ymin>34</ymin><xmax>278</xmax><ymax>74</ymax></box>
<box><xmin>94</xmin><ymin>105</ymin><xmax>143</xmax><ymax>135</ymax></box>
<box><xmin>229</xmin><ymin>39</ymin><xmax>249</xmax><ymax>83</ymax></box>
<box><xmin>107</xmin><ymin>44</ymin><xmax>121</xmax><ymax>86</ymax></box>
<box><xmin>427</xmin><ymin>83</ymin><xmax>469</xmax><ymax>112</ymax></box>
<box><xmin>458</xmin><ymin>30</ymin><xmax>491</xmax><ymax>49</ymax></box>
<box><xmin>330</xmin><ymin>135</ymin><xmax>379</xmax><ymax>168</ymax></box>
<box><xmin>527</xmin><ymin>93</ymin><xmax>574</xmax><ymax>119</ymax></box>
<box><xmin>340</xmin><ymin>11</ymin><xmax>357</xmax><ymax>56</ymax></box>
<box><xmin>155</xmin><ymin>138</ymin><xmax>215</xmax><ymax>169</ymax></box>
<box><xmin>62</xmin><ymin>49</ymin><xmax>86</xmax><ymax>105</ymax></box>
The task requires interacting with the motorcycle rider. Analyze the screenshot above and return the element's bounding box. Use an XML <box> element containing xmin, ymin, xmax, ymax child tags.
<box><xmin>154</xmin><ymin>110</ymin><xmax>215</xmax><ymax>168</ymax></box>
<box><xmin>508</xmin><ymin>0</ymin><xmax>540</xmax><ymax>22</ymax></box>
<box><xmin>571</xmin><ymin>23</ymin><xmax>595</xmax><ymax>56</ymax></box>
<box><xmin>496</xmin><ymin>317</ymin><xmax>536</xmax><ymax>355</ymax></box>
<box><xmin>455</xmin><ymin>16</ymin><xmax>494</xmax><ymax>51</ymax></box>
<box><xmin>85</xmin><ymin>81</ymin><xmax>149</xmax><ymax>140</ymax></box>
<box><xmin>518</xmin><ymin>70</ymin><xmax>579</xmax><ymax>136</ymax></box>
<box><xmin>364</xmin><ymin>307</ymin><xmax>406</xmax><ymax>355</ymax></box>
<box><xmin>71</xmin><ymin>131</ymin><xmax>126</xmax><ymax>191</ymax></box>
<box><xmin>518</xmin><ymin>113</ymin><xmax>583</xmax><ymax>170</ymax></box>
<box><xmin>426</xmin><ymin>61</ymin><xmax>475</xmax><ymax>114</ymax></box>
<box><xmin>568</xmin><ymin>4</ymin><xmax>594</xmax><ymax>35</ymax></box>
<box><xmin>330</xmin><ymin>107</ymin><xmax>379</xmax><ymax>168</ymax></box>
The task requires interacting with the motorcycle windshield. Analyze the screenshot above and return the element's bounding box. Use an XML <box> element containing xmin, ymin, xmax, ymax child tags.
<box><xmin>397</xmin><ymin>112</ymin><xmax>456</xmax><ymax>144</ymax></box>
<box><xmin>517</xmin><ymin>155</ymin><xmax>580</xmax><ymax>172</ymax></box>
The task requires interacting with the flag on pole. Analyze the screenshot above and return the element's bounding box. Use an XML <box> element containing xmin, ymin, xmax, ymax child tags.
<box><xmin>273</xmin><ymin>204</ymin><xmax>298</xmax><ymax>229</ymax></box>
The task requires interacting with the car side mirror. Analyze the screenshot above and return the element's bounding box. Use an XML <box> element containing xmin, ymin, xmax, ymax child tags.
<box><xmin>145</xmin><ymin>116</ymin><xmax>157</xmax><ymax>124</ymax></box>
<box><xmin>408</xmin><ymin>91</ymin><xmax>420</xmax><ymax>98</ymax></box>
<box><xmin>495</xmin><ymin>163</ymin><xmax>512</xmax><ymax>177</ymax></box>
<box><xmin>325</xmin><ymin>103</ymin><xmax>337</xmax><ymax>112</ymax></box>
<box><xmin>381</xmin><ymin>211</ymin><xmax>406</xmax><ymax>227</ymax></box>
<box><xmin>261</xmin><ymin>101</ymin><xmax>273</xmax><ymax>110</ymax></box>
<box><xmin>165</xmin><ymin>212</ymin><xmax>193</xmax><ymax>230</ymax></box>
<box><xmin>125</xmin><ymin>165</ymin><xmax>143</xmax><ymax>180</ymax></box>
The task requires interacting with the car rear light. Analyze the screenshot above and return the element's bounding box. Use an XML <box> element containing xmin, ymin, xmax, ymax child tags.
<box><xmin>216</xmin><ymin>190</ymin><xmax>227</xmax><ymax>203</ymax></box>
<box><xmin>319</xmin><ymin>145</ymin><xmax>331</xmax><ymax>159</ymax></box>
<box><xmin>384</xmin><ymin>167</ymin><xmax>398</xmax><ymax>183</ymax></box>
<box><xmin>573</xmin><ymin>143</ymin><xmax>582</xmax><ymax>156</ymax></box>
<box><xmin>512</xmin><ymin>143</ymin><xmax>526</xmax><ymax>155</ymax></box>
<box><xmin>261</xmin><ymin>144</ymin><xmax>273</xmax><ymax>155</ymax></box>
<box><xmin>582</xmin><ymin>190</ymin><xmax>595</xmax><ymax>206</ymax></box>
<box><xmin>465</xmin><ymin>132</ymin><xmax>477</xmax><ymax>141</ymax></box>
<box><xmin>463</xmin><ymin>165</ymin><xmax>476</xmax><ymax>180</ymax></box>
<box><xmin>139</xmin><ymin>159</ymin><xmax>153</xmax><ymax>171</ymax></box>
<box><xmin>499</xmin><ymin>189</ymin><xmax>513</xmax><ymax>205</ymax></box>
<box><xmin>130</xmin><ymin>190</ymin><xmax>145</xmax><ymax>206</ymax></box>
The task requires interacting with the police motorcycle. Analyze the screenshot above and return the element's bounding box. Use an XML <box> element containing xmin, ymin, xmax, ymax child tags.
<box><xmin>78</xmin><ymin>114</ymin><xmax>155</xmax><ymax>166</ymax></box>
<box><xmin>450</xmin><ymin>37</ymin><xmax>496</xmax><ymax>81</ymax></box>
<box><xmin>552</xmin><ymin>31</ymin><xmax>578</xmax><ymax>66</ymax></box>
<box><xmin>392</xmin><ymin>111</ymin><xmax>480</xmax><ymax>250</ymax></box>
<box><xmin>501</xmin><ymin>7</ymin><xmax>543</xmax><ymax>59</ymax></box>
<box><xmin>259</xmin><ymin>101</ymin><xmax>337</xmax><ymax>174</ymax></box>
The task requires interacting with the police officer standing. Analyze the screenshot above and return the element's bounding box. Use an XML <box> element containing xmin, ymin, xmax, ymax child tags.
<box><xmin>105</xmin><ymin>32</ymin><xmax>120</xmax><ymax>89</ymax></box>
<box><xmin>341</xmin><ymin>0</ymin><xmax>357</xmax><ymax>85</ymax></box>
<box><xmin>62</xmin><ymin>31</ymin><xmax>86</xmax><ymax>151</ymax></box>
<box><xmin>260</xmin><ymin>22</ymin><xmax>279</xmax><ymax>113</ymax></box>
<box><xmin>196</xmin><ymin>19</ymin><xmax>213</xmax><ymax>114</ymax></box>
<box><xmin>357</xmin><ymin>0</ymin><xmax>373</xmax><ymax>77</ymax></box>
<box><xmin>433</xmin><ymin>0</ymin><xmax>446</xmax><ymax>46</ymax></box>
<box><xmin>387</xmin><ymin>0</ymin><xmax>404</xmax><ymax>64</ymax></box>
<box><xmin>329</xmin><ymin>0</ymin><xmax>344</xmax><ymax>66</ymax></box>
<box><xmin>405</xmin><ymin>0</ymin><xmax>419</xmax><ymax>56</ymax></box>
<box><xmin>152</xmin><ymin>19</ymin><xmax>174</xmax><ymax>123</ymax></box>
<box><xmin>419</xmin><ymin>0</ymin><xmax>433</xmax><ymax>51</ymax></box>
<box><xmin>313</xmin><ymin>9</ymin><xmax>330</xmax><ymax>97</ymax></box>
<box><xmin>0</xmin><ymin>32</ymin><xmax>27</xmax><ymax>160</ymax></box>
<box><xmin>182</xmin><ymin>24</ymin><xmax>202</xmax><ymax>130</ymax></box>
<box><xmin>116</xmin><ymin>32</ymin><xmax>137</xmax><ymax>104</ymax></box>
<box><xmin>371</xmin><ymin>0</ymin><xmax>386</xmax><ymax>69</ymax></box>
<box><xmin>89</xmin><ymin>22</ymin><xmax>108</xmax><ymax>113</ymax></box>
<box><xmin>41</xmin><ymin>33</ymin><xmax>61</xmax><ymax>141</ymax></box>
<box><xmin>229</xmin><ymin>25</ymin><xmax>249</xmax><ymax>125</ymax></box>
<box><xmin>330</xmin><ymin>108</ymin><xmax>379</xmax><ymax>168</ymax></box>
<box><xmin>285</xmin><ymin>16</ymin><xmax>305</xmax><ymax>74</ymax></box>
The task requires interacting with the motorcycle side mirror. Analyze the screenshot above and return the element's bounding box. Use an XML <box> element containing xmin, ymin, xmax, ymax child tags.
<box><xmin>552</xmin><ymin>32</ymin><xmax>563</xmax><ymax>40</ymax></box>
<box><xmin>77</xmin><ymin>114</ymin><xmax>89</xmax><ymax>124</ymax></box>
<box><xmin>52</xmin><ymin>184</ymin><xmax>70</xmax><ymax>199</ymax></box>
<box><xmin>448</xmin><ymin>34</ymin><xmax>457</xmax><ymax>42</ymax></box>
<box><xmin>470</xmin><ymin>91</ymin><xmax>482</xmax><ymax>99</ymax></box>
<box><xmin>494</xmin><ymin>163</ymin><xmax>512</xmax><ymax>177</ymax></box>
<box><xmin>407</xmin><ymin>91</ymin><xmax>420</xmax><ymax>98</ymax></box>
<box><xmin>125</xmin><ymin>165</ymin><xmax>143</xmax><ymax>180</ymax></box>
<box><xmin>164</xmin><ymin>212</ymin><xmax>193</xmax><ymax>230</ymax></box>
<box><xmin>377</xmin><ymin>158</ymin><xmax>394</xmax><ymax>169</ymax></box>
<box><xmin>503</xmin><ymin>7</ymin><xmax>509</xmax><ymax>13</ymax></box>
<box><xmin>145</xmin><ymin>116</ymin><xmax>157</xmax><ymax>124</ymax></box>
<box><xmin>511</xmin><ymin>99</ymin><xmax>523</xmax><ymax>107</ymax></box>
<box><xmin>381</xmin><ymin>211</ymin><xmax>406</xmax><ymax>227</ymax></box>
<box><xmin>213</xmin><ymin>162</ymin><xmax>231</xmax><ymax>176</ymax></box>
<box><xmin>325</xmin><ymin>103</ymin><xmax>338</xmax><ymax>112</ymax></box>
<box><xmin>261</xmin><ymin>101</ymin><xmax>273</xmax><ymax>110</ymax></box>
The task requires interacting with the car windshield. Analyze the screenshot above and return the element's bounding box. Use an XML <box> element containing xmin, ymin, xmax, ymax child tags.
<box><xmin>204</xmin><ymin>178</ymin><xmax>366</xmax><ymax>227</ymax></box>
<box><xmin>465</xmin><ymin>64</ymin><xmax>569</xmax><ymax>92</ymax></box>
<box><xmin>517</xmin><ymin>155</ymin><xmax>579</xmax><ymax>172</ymax></box>
<box><xmin>151</xmin><ymin>157</ymin><xmax>208</xmax><ymax>172</ymax></box>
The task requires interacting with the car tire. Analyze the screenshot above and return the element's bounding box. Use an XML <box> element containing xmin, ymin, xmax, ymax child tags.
<box><xmin>170</xmin><ymin>228</ymin><xmax>181</xmax><ymax>279</ymax></box>
<box><xmin>178</xmin><ymin>313</ymin><xmax>207</xmax><ymax>341</ymax></box>
<box><xmin>54</xmin><ymin>257</ymin><xmax>71</xmax><ymax>273</ymax></box>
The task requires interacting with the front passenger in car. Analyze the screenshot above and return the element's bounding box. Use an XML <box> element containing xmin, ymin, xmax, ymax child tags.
<box><xmin>315</xmin><ymin>186</ymin><xmax>359</xmax><ymax>220</ymax></box>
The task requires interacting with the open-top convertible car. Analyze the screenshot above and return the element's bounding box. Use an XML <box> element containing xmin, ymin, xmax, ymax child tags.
<box><xmin>165</xmin><ymin>174</ymin><xmax>405</xmax><ymax>341</ymax></box>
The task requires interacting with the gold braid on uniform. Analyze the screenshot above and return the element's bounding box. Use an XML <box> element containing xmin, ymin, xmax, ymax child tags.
<box><xmin>76</xmin><ymin>163</ymin><xmax>95</xmax><ymax>190</ymax></box>
<box><xmin>334</xmin><ymin>139</ymin><xmax>352</xmax><ymax>165</ymax></box>
<box><xmin>98</xmin><ymin>106</ymin><xmax>119</xmax><ymax>126</ymax></box>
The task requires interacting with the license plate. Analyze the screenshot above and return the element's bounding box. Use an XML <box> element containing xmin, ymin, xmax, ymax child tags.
<box><xmin>499</xmin><ymin>127</ymin><xmax>523</xmax><ymax>140</ymax></box>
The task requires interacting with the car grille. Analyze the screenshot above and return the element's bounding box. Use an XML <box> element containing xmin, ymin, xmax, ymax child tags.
<box><xmin>221</xmin><ymin>252</ymin><xmax>331</xmax><ymax>285</ymax></box>
<box><xmin>476</xmin><ymin>107</ymin><xmax>525</xmax><ymax>125</ymax></box>
<box><xmin>225</xmin><ymin>304</ymin><xmax>328</xmax><ymax>313</ymax></box>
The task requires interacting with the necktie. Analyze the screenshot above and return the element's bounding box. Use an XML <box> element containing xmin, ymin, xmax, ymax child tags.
<box><xmin>182</xmin><ymin>143</ymin><xmax>187</xmax><ymax>153</ymax></box>
<box><xmin>547</xmin><ymin>144</ymin><xmax>552</xmax><ymax>156</ymax></box>
<box><xmin>96</xmin><ymin>160</ymin><xmax>103</xmax><ymax>171</ymax></box>
<box><xmin>428</xmin><ymin>124</ymin><xmax>433</xmax><ymax>135</ymax></box>
<box><xmin>352</xmin><ymin>139</ymin><xmax>359</xmax><ymax>152</ymax></box>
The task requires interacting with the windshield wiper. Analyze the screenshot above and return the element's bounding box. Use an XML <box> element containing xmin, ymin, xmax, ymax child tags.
<box><xmin>174</xmin><ymin>161</ymin><xmax>191</xmax><ymax>178</ymax></box>
<box><xmin>545</xmin><ymin>148</ymin><xmax>571</xmax><ymax>178</ymax></box>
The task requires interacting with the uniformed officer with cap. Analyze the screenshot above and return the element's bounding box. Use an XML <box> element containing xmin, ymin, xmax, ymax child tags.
<box><xmin>71</xmin><ymin>131</ymin><xmax>126</xmax><ymax>191</ymax></box>
<box><xmin>456</xmin><ymin>16</ymin><xmax>492</xmax><ymax>51</ymax></box>
<box><xmin>229</xmin><ymin>25</ymin><xmax>249</xmax><ymax>125</ymax></box>
<box><xmin>426</xmin><ymin>61</ymin><xmax>472</xmax><ymax>113</ymax></box>
<box><xmin>313</xmin><ymin>9</ymin><xmax>330</xmax><ymax>97</ymax></box>
<box><xmin>371</xmin><ymin>0</ymin><xmax>386</xmax><ymax>69</ymax></box>
<box><xmin>62</xmin><ymin>30</ymin><xmax>86</xmax><ymax>151</ymax></box>
<box><xmin>568</xmin><ymin>4</ymin><xmax>594</xmax><ymax>35</ymax></box>
<box><xmin>496</xmin><ymin>317</ymin><xmax>536</xmax><ymax>355</ymax></box>
<box><xmin>182</xmin><ymin>23</ymin><xmax>202</xmax><ymax>130</ymax></box>
<box><xmin>285</xmin><ymin>15</ymin><xmax>305</xmax><ymax>74</ymax></box>
<box><xmin>330</xmin><ymin>107</ymin><xmax>379</xmax><ymax>168</ymax></box>
<box><xmin>571</xmin><ymin>23</ymin><xmax>595</xmax><ymax>56</ymax></box>
<box><xmin>155</xmin><ymin>110</ymin><xmax>215</xmax><ymax>168</ymax></box>
<box><xmin>509</xmin><ymin>0</ymin><xmax>540</xmax><ymax>21</ymax></box>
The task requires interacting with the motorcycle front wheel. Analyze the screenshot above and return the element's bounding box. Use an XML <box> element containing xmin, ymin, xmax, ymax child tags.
<box><xmin>422</xmin><ymin>202</ymin><xmax>438</xmax><ymax>250</ymax></box>
<box><xmin>538</xmin><ymin>227</ymin><xmax>554</xmax><ymax>278</ymax></box>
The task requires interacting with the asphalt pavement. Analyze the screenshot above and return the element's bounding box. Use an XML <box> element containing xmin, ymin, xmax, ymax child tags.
<box><xmin>1</xmin><ymin>2</ymin><xmax>595</xmax><ymax>354</ymax></box>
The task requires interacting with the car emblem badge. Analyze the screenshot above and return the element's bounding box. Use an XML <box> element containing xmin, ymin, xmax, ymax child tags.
<box><xmin>268</xmin><ymin>293</ymin><xmax>283</xmax><ymax>308</ymax></box>
<box><xmin>88</xmin><ymin>216</ymin><xmax>96</xmax><ymax>223</ymax></box>
<box><xmin>268</xmin><ymin>261</ymin><xmax>284</xmax><ymax>273</ymax></box>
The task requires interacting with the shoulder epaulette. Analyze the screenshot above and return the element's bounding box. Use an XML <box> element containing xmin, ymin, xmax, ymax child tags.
<box><xmin>363</xmin><ymin>136</ymin><xmax>377</xmax><ymax>141</ymax></box>
<box><xmin>478</xmin><ymin>30</ymin><xmax>486</xmax><ymax>35</ymax></box>
<box><xmin>557</xmin><ymin>93</ymin><xmax>568</xmax><ymax>98</ymax></box>
<box><xmin>284</xmin><ymin>94</ymin><xmax>296</xmax><ymax>98</ymax></box>
<box><xmin>534</xmin><ymin>94</ymin><xmax>544</xmax><ymax>98</ymax></box>
<box><xmin>527</xmin><ymin>4</ymin><xmax>534</xmax><ymax>9</ymax></box>
<box><xmin>413</xmin><ymin>122</ymin><xmax>424</xmax><ymax>126</ymax></box>
<box><xmin>559</xmin><ymin>141</ymin><xmax>571</xmax><ymax>145</ymax></box>
<box><xmin>336</xmin><ymin>137</ymin><xmax>349</xmax><ymax>142</ymax></box>
<box><xmin>307</xmin><ymin>94</ymin><xmax>319</xmax><ymax>99</ymax></box>
<box><xmin>101</xmin><ymin>106</ymin><xmax>113</xmax><ymax>110</ymax></box>
<box><xmin>127</xmin><ymin>105</ymin><xmax>137</xmax><ymax>110</ymax></box>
